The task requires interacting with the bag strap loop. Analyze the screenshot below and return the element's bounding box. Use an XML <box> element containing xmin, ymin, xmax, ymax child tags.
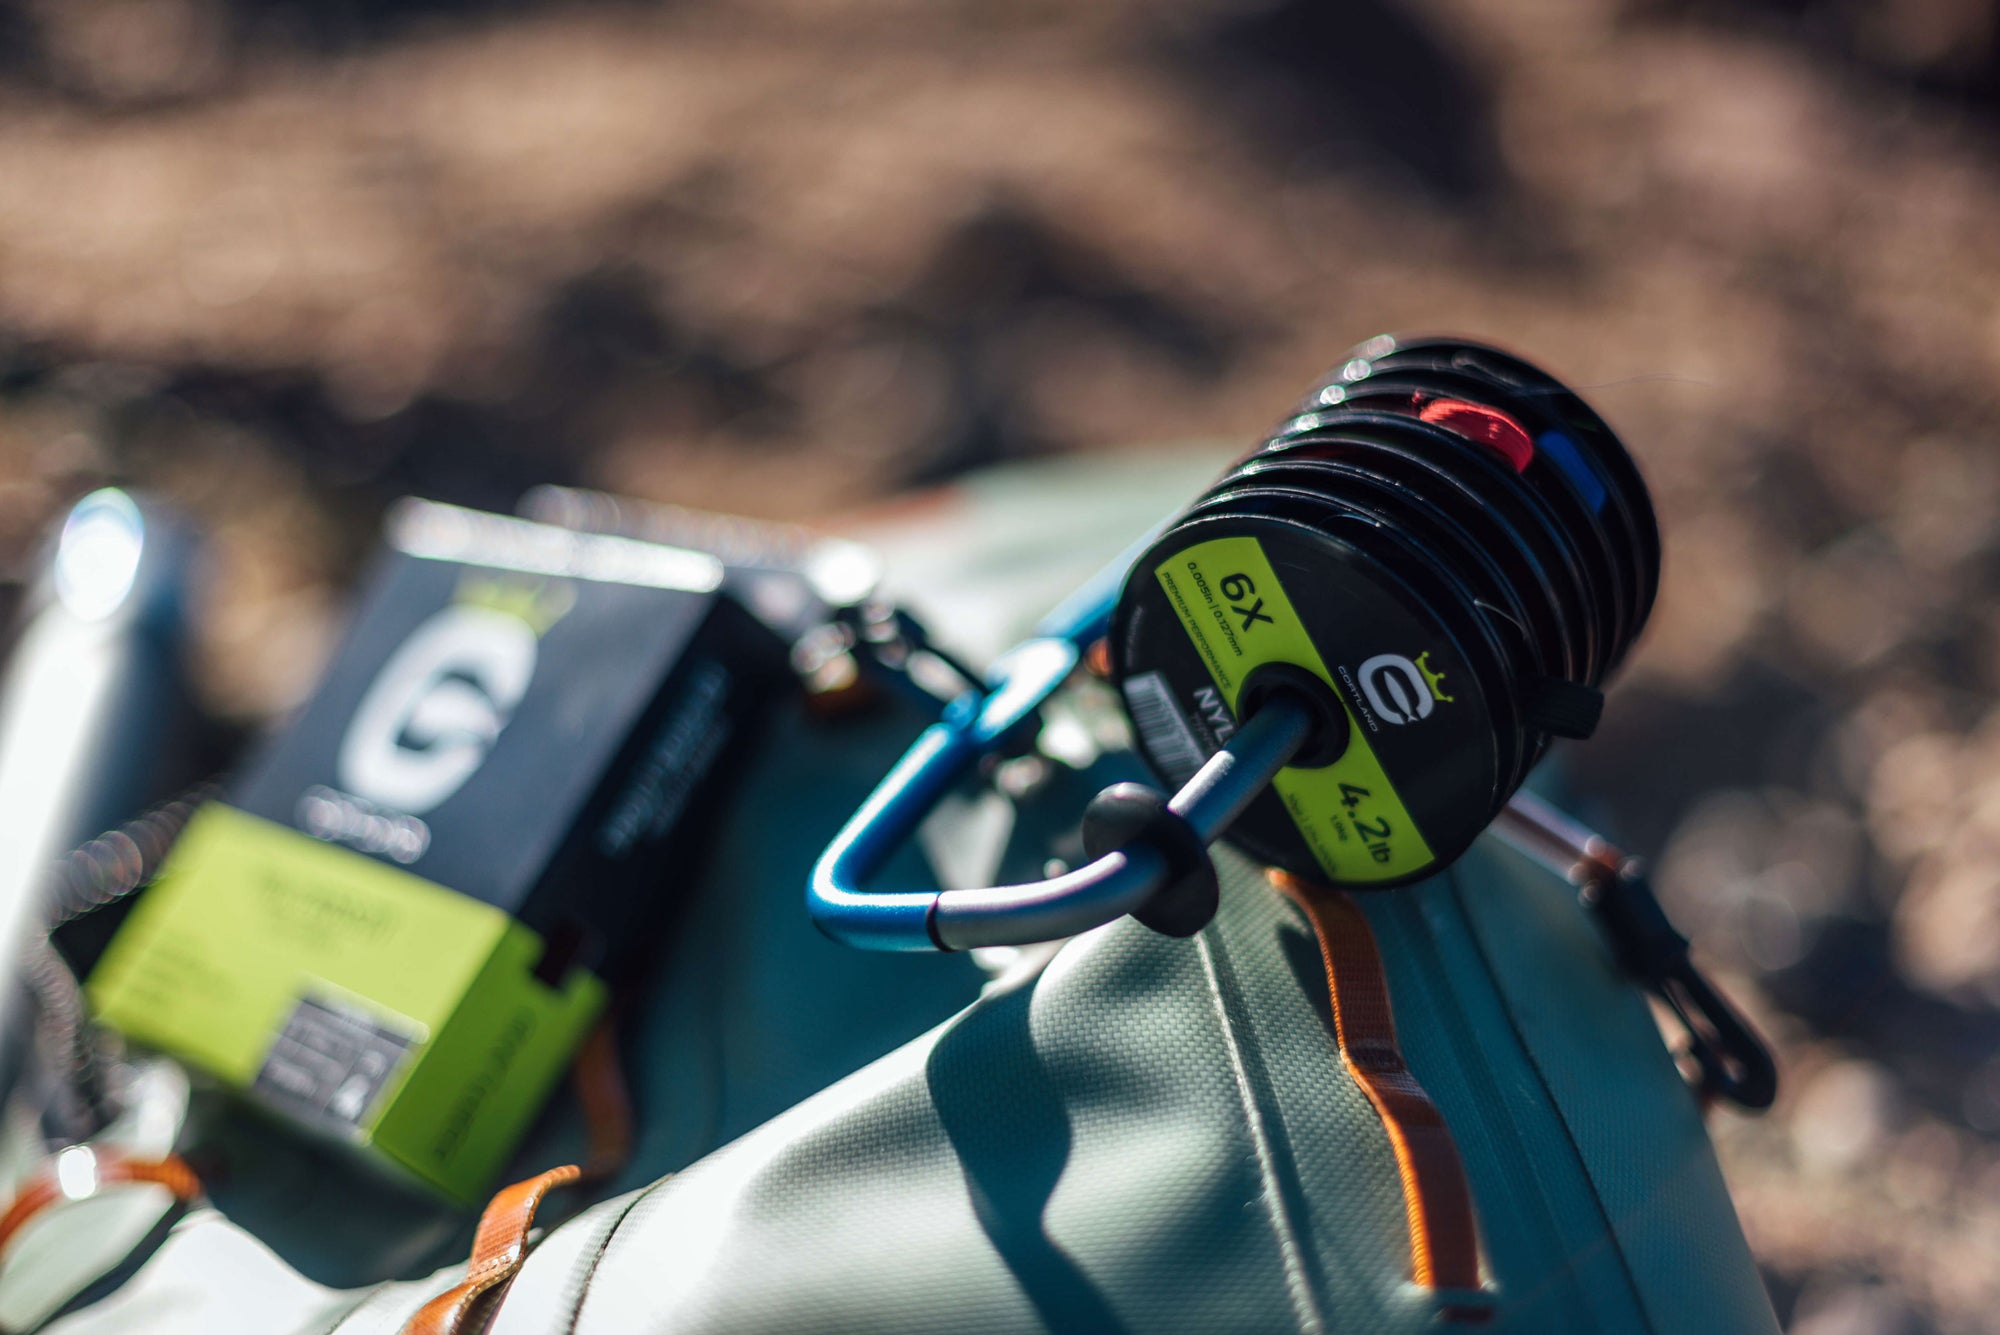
<box><xmin>1267</xmin><ymin>871</ymin><xmax>1488</xmax><ymax>1314</ymax></box>
<box><xmin>402</xmin><ymin>1165</ymin><xmax>581</xmax><ymax>1335</ymax></box>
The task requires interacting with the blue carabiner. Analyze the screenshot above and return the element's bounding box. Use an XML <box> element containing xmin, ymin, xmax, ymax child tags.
<box><xmin>807</xmin><ymin>621</ymin><xmax>1107</xmax><ymax>949</ymax></box>
<box><xmin>806</xmin><ymin>538</ymin><xmax>1140</xmax><ymax>951</ymax></box>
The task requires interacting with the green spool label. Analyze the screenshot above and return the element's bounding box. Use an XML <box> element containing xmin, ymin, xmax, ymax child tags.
<box><xmin>1154</xmin><ymin>535</ymin><xmax>1436</xmax><ymax>882</ymax></box>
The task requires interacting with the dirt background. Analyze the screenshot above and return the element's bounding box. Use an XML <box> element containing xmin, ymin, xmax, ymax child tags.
<box><xmin>5</xmin><ymin>0</ymin><xmax>2000</xmax><ymax>1328</ymax></box>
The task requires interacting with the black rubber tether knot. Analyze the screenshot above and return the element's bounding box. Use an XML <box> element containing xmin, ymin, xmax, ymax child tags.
<box><xmin>1081</xmin><ymin>781</ymin><xmax>1220</xmax><ymax>937</ymax></box>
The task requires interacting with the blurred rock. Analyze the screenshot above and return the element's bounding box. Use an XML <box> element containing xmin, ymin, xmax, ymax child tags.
<box><xmin>1791</xmin><ymin>1059</ymin><xmax>1901</xmax><ymax>1178</ymax></box>
<box><xmin>16</xmin><ymin>0</ymin><xmax>227</xmax><ymax>105</ymax></box>
<box><xmin>1786</xmin><ymin>529</ymin><xmax>1925</xmax><ymax>673</ymax></box>
<box><xmin>1889</xmin><ymin>437</ymin><xmax>2000</xmax><ymax>574</ymax></box>
<box><xmin>1789</xmin><ymin>1280</ymin><xmax>1923</xmax><ymax>1335</ymax></box>
<box><xmin>1882</xmin><ymin>1119</ymin><xmax>1963</xmax><ymax>1213</ymax></box>
<box><xmin>1959</xmin><ymin>1055</ymin><xmax>2000</xmax><ymax>1136</ymax></box>
<box><xmin>1895</xmin><ymin>834</ymin><xmax>2000</xmax><ymax>1004</ymax></box>
<box><xmin>1869</xmin><ymin>732</ymin><xmax>1967</xmax><ymax>868</ymax></box>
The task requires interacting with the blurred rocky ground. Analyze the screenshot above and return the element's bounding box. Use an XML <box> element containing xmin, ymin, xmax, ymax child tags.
<box><xmin>4</xmin><ymin>0</ymin><xmax>2000</xmax><ymax>1328</ymax></box>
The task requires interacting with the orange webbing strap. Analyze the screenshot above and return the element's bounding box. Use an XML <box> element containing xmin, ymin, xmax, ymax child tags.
<box><xmin>403</xmin><ymin>1164</ymin><xmax>582</xmax><ymax>1335</ymax></box>
<box><xmin>402</xmin><ymin>1018</ymin><xmax>633</xmax><ymax>1335</ymax></box>
<box><xmin>572</xmin><ymin>1019</ymin><xmax>635</xmax><ymax>1184</ymax></box>
<box><xmin>1268</xmin><ymin>870</ymin><xmax>1484</xmax><ymax>1297</ymax></box>
<box><xmin>0</xmin><ymin>1148</ymin><xmax>201</xmax><ymax>1256</ymax></box>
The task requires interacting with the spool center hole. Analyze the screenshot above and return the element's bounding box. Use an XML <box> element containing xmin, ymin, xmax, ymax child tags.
<box><xmin>1237</xmin><ymin>663</ymin><xmax>1350</xmax><ymax>768</ymax></box>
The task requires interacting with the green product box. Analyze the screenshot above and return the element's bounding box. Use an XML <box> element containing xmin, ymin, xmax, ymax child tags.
<box><xmin>88</xmin><ymin>802</ymin><xmax>605</xmax><ymax>1204</ymax></box>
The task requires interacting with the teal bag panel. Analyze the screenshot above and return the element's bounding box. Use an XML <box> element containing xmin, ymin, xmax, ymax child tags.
<box><xmin>603</xmin><ymin>693</ymin><xmax>993</xmax><ymax>1184</ymax></box>
<box><xmin>1361</xmin><ymin>865</ymin><xmax>1650</xmax><ymax>1330</ymax></box>
<box><xmin>1364</xmin><ymin>842</ymin><xmax>1778</xmax><ymax>1333</ymax></box>
<box><xmin>469</xmin><ymin>848</ymin><xmax>1775</xmax><ymax>1335</ymax></box>
<box><xmin>491</xmin><ymin>864</ymin><xmax>1444</xmax><ymax>1333</ymax></box>
<box><xmin>1439</xmin><ymin>841</ymin><xmax>1777</xmax><ymax>1335</ymax></box>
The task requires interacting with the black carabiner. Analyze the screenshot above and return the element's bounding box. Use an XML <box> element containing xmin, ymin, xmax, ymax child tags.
<box><xmin>1580</xmin><ymin>862</ymin><xmax>1779</xmax><ymax>1111</ymax></box>
<box><xmin>1493</xmin><ymin>792</ymin><xmax>1777</xmax><ymax>1112</ymax></box>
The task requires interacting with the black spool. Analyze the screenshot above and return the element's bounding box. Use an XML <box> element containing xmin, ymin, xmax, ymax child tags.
<box><xmin>1109</xmin><ymin>335</ymin><xmax>1658</xmax><ymax>889</ymax></box>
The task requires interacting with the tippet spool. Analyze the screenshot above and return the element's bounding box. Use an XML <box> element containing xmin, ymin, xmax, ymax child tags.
<box><xmin>1109</xmin><ymin>335</ymin><xmax>1658</xmax><ymax>888</ymax></box>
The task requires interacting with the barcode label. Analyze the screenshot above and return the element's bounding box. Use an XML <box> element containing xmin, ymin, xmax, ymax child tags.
<box><xmin>253</xmin><ymin>992</ymin><xmax>419</xmax><ymax>1137</ymax></box>
<box><xmin>1122</xmin><ymin>671</ymin><xmax>1210</xmax><ymax>784</ymax></box>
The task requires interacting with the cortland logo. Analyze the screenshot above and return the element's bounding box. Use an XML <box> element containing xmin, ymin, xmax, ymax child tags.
<box><xmin>337</xmin><ymin>579</ymin><xmax>571</xmax><ymax>815</ymax></box>
<box><xmin>1356</xmin><ymin>650</ymin><xmax>1455</xmax><ymax>726</ymax></box>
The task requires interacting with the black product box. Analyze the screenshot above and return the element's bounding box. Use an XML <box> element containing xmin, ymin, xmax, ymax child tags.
<box><xmin>236</xmin><ymin>499</ymin><xmax>791</xmax><ymax>982</ymax></box>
